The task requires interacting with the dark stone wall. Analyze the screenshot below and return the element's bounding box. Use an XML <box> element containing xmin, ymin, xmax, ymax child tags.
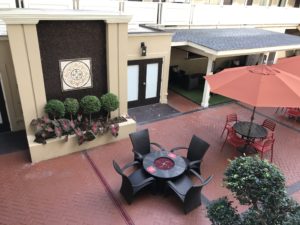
<box><xmin>37</xmin><ymin>20</ymin><xmax>107</xmax><ymax>101</ymax></box>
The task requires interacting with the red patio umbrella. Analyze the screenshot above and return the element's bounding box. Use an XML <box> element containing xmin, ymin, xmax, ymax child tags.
<box><xmin>205</xmin><ymin>64</ymin><xmax>300</xmax><ymax>133</ymax></box>
<box><xmin>272</xmin><ymin>55</ymin><xmax>300</xmax><ymax>77</ymax></box>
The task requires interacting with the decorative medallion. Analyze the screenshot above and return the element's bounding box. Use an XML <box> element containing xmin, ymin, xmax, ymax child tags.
<box><xmin>60</xmin><ymin>58</ymin><xmax>93</xmax><ymax>91</ymax></box>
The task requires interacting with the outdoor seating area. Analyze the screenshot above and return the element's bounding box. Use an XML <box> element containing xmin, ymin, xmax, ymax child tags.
<box><xmin>169</xmin><ymin>65</ymin><xmax>203</xmax><ymax>91</ymax></box>
<box><xmin>276</xmin><ymin>107</ymin><xmax>300</xmax><ymax>121</ymax></box>
<box><xmin>1</xmin><ymin>4</ymin><xmax>300</xmax><ymax>224</ymax></box>
<box><xmin>1</xmin><ymin>98</ymin><xmax>300</xmax><ymax>224</ymax></box>
<box><xmin>220</xmin><ymin>114</ymin><xmax>276</xmax><ymax>162</ymax></box>
<box><xmin>114</xmin><ymin>129</ymin><xmax>212</xmax><ymax>214</ymax></box>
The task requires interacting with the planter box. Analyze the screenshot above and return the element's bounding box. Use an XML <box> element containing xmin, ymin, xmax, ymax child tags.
<box><xmin>27</xmin><ymin>118</ymin><xmax>136</xmax><ymax>163</ymax></box>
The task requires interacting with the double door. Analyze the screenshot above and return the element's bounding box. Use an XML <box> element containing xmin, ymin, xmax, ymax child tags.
<box><xmin>127</xmin><ymin>58</ymin><xmax>162</xmax><ymax>108</ymax></box>
<box><xmin>0</xmin><ymin>81</ymin><xmax>10</xmax><ymax>132</ymax></box>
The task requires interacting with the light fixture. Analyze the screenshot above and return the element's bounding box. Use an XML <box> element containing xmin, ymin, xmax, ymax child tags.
<box><xmin>141</xmin><ymin>42</ymin><xmax>147</xmax><ymax>56</ymax></box>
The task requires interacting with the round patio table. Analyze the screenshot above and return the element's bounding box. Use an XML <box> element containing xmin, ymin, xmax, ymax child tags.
<box><xmin>233</xmin><ymin>121</ymin><xmax>267</xmax><ymax>140</ymax></box>
<box><xmin>143</xmin><ymin>151</ymin><xmax>186</xmax><ymax>179</ymax></box>
<box><xmin>233</xmin><ymin>121</ymin><xmax>267</xmax><ymax>154</ymax></box>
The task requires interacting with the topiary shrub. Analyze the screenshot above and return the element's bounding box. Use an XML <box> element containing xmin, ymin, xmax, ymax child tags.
<box><xmin>100</xmin><ymin>93</ymin><xmax>119</xmax><ymax>121</ymax></box>
<box><xmin>207</xmin><ymin>156</ymin><xmax>300</xmax><ymax>225</ymax></box>
<box><xmin>207</xmin><ymin>197</ymin><xmax>241</xmax><ymax>225</ymax></box>
<box><xmin>64</xmin><ymin>98</ymin><xmax>79</xmax><ymax>120</ymax></box>
<box><xmin>80</xmin><ymin>95</ymin><xmax>101</xmax><ymax>123</ymax></box>
<box><xmin>44</xmin><ymin>99</ymin><xmax>65</xmax><ymax>119</ymax></box>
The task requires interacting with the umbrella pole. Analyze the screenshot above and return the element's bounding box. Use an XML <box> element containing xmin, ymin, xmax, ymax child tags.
<box><xmin>247</xmin><ymin>106</ymin><xmax>256</xmax><ymax>139</ymax></box>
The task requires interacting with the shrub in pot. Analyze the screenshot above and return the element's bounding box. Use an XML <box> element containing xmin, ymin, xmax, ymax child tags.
<box><xmin>44</xmin><ymin>99</ymin><xmax>65</xmax><ymax>119</ymax></box>
<box><xmin>100</xmin><ymin>93</ymin><xmax>119</xmax><ymax>121</ymax></box>
<box><xmin>64</xmin><ymin>98</ymin><xmax>79</xmax><ymax>120</ymax></box>
<box><xmin>207</xmin><ymin>156</ymin><xmax>300</xmax><ymax>225</ymax></box>
<box><xmin>80</xmin><ymin>95</ymin><xmax>101</xmax><ymax>123</ymax></box>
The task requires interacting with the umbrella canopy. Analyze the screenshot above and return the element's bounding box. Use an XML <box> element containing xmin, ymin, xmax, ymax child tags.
<box><xmin>205</xmin><ymin>64</ymin><xmax>300</xmax><ymax>108</ymax></box>
<box><xmin>272</xmin><ymin>55</ymin><xmax>300</xmax><ymax>77</ymax></box>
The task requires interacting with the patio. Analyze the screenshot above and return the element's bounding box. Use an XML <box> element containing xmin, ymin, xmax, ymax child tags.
<box><xmin>1</xmin><ymin>92</ymin><xmax>300</xmax><ymax>224</ymax></box>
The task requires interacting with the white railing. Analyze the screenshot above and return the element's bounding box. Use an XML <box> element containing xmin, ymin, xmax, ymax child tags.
<box><xmin>160</xmin><ymin>3</ymin><xmax>192</xmax><ymax>25</ymax></box>
<box><xmin>23</xmin><ymin>0</ymin><xmax>74</xmax><ymax>9</ymax></box>
<box><xmin>190</xmin><ymin>4</ymin><xmax>300</xmax><ymax>26</ymax></box>
<box><xmin>78</xmin><ymin>0</ymin><xmax>119</xmax><ymax>12</ymax></box>
<box><xmin>124</xmin><ymin>1</ymin><xmax>158</xmax><ymax>24</ymax></box>
<box><xmin>192</xmin><ymin>5</ymin><xmax>221</xmax><ymax>25</ymax></box>
<box><xmin>0</xmin><ymin>1</ymin><xmax>299</xmax><ymax>27</ymax></box>
<box><xmin>0</xmin><ymin>0</ymin><xmax>16</xmax><ymax>8</ymax></box>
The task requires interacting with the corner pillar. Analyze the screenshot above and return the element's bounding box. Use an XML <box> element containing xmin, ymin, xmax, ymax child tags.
<box><xmin>106</xmin><ymin>22</ymin><xmax>128</xmax><ymax>117</ymax></box>
<box><xmin>7</xmin><ymin>24</ymin><xmax>46</xmax><ymax>135</ymax></box>
<box><xmin>201</xmin><ymin>57</ymin><xmax>215</xmax><ymax>108</ymax></box>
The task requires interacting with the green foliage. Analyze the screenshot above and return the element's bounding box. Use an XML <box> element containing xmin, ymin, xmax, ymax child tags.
<box><xmin>44</xmin><ymin>99</ymin><xmax>65</xmax><ymax>118</ymax></box>
<box><xmin>64</xmin><ymin>98</ymin><xmax>79</xmax><ymax>116</ymax></box>
<box><xmin>283</xmin><ymin>206</ymin><xmax>300</xmax><ymax>225</ymax></box>
<box><xmin>80</xmin><ymin>95</ymin><xmax>101</xmax><ymax>114</ymax></box>
<box><xmin>33</xmin><ymin>95</ymin><xmax>123</xmax><ymax>145</ymax></box>
<box><xmin>224</xmin><ymin>156</ymin><xmax>285</xmax><ymax>206</ymax></box>
<box><xmin>207</xmin><ymin>197</ymin><xmax>241</xmax><ymax>225</ymax></box>
<box><xmin>101</xmin><ymin>93</ymin><xmax>119</xmax><ymax>113</ymax></box>
<box><xmin>207</xmin><ymin>156</ymin><xmax>300</xmax><ymax>225</ymax></box>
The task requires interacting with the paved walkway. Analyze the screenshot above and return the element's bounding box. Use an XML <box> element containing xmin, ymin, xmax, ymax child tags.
<box><xmin>0</xmin><ymin>99</ymin><xmax>300</xmax><ymax>224</ymax></box>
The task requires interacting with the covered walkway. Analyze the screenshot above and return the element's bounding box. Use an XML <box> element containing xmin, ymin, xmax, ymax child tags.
<box><xmin>170</xmin><ymin>28</ymin><xmax>300</xmax><ymax>107</ymax></box>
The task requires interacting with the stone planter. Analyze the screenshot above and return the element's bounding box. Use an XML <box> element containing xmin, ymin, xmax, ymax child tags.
<box><xmin>27</xmin><ymin>118</ymin><xmax>136</xmax><ymax>163</ymax></box>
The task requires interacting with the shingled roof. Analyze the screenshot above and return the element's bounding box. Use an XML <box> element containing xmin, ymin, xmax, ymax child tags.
<box><xmin>171</xmin><ymin>28</ymin><xmax>300</xmax><ymax>52</ymax></box>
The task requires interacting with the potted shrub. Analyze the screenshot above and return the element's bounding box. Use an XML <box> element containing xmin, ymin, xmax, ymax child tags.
<box><xmin>64</xmin><ymin>98</ymin><xmax>79</xmax><ymax>120</ymax></box>
<box><xmin>44</xmin><ymin>99</ymin><xmax>65</xmax><ymax>119</ymax></box>
<box><xmin>100</xmin><ymin>93</ymin><xmax>120</xmax><ymax>121</ymax></box>
<box><xmin>207</xmin><ymin>156</ymin><xmax>300</xmax><ymax>225</ymax></box>
<box><xmin>80</xmin><ymin>95</ymin><xmax>101</xmax><ymax>124</ymax></box>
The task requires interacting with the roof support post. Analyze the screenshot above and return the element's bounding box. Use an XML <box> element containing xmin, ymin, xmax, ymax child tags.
<box><xmin>201</xmin><ymin>57</ymin><xmax>215</xmax><ymax>108</ymax></box>
<box><xmin>267</xmin><ymin>52</ymin><xmax>277</xmax><ymax>64</ymax></box>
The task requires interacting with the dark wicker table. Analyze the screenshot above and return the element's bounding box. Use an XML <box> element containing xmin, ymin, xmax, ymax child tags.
<box><xmin>143</xmin><ymin>151</ymin><xmax>186</xmax><ymax>179</ymax></box>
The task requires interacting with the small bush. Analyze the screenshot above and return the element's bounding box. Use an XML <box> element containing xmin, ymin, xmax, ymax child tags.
<box><xmin>64</xmin><ymin>98</ymin><xmax>79</xmax><ymax>118</ymax></box>
<box><xmin>207</xmin><ymin>156</ymin><xmax>300</xmax><ymax>225</ymax></box>
<box><xmin>207</xmin><ymin>197</ymin><xmax>241</xmax><ymax>225</ymax></box>
<box><xmin>45</xmin><ymin>99</ymin><xmax>65</xmax><ymax>119</ymax></box>
<box><xmin>80</xmin><ymin>95</ymin><xmax>101</xmax><ymax>115</ymax></box>
<box><xmin>101</xmin><ymin>93</ymin><xmax>119</xmax><ymax>113</ymax></box>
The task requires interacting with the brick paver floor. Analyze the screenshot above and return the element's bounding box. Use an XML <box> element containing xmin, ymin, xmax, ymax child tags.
<box><xmin>0</xmin><ymin>98</ymin><xmax>300</xmax><ymax>224</ymax></box>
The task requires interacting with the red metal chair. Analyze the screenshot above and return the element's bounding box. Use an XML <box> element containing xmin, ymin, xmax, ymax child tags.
<box><xmin>250</xmin><ymin>138</ymin><xmax>275</xmax><ymax>162</ymax></box>
<box><xmin>220</xmin><ymin>129</ymin><xmax>246</xmax><ymax>152</ymax></box>
<box><xmin>221</xmin><ymin>113</ymin><xmax>238</xmax><ymax>137</ymax></box>
<box><xmin>285</xmin><ymin>108</ymin><xmax>300</xmax><ymax>120</ymax></box>
<box><xmin>261</xmin><ymin>119</ymin><xmax>276</xmax><ymax>138</ymax></box>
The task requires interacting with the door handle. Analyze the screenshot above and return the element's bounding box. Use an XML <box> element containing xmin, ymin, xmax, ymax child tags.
<box><xmin>143</xmin><ymin>82</ymin><xmax>146</xmax><ymax>85</ymax></box>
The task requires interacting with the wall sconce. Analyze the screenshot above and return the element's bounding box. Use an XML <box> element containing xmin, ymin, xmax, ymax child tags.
<box><xmin>141</xmin><ymin>42</ymin><xmax>147</xmax><ymax>56</ymax></box>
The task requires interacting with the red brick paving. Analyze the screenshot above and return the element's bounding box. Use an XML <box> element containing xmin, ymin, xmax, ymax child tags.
<box><xmin>0</xmin><ymin>151</ymin><xmax>126</xmax><ymax>225</ymax></box>
<box><xmin>0</xmin><ymin>98</ymin><xmax>300</xmax><ymax>224</ymax></box>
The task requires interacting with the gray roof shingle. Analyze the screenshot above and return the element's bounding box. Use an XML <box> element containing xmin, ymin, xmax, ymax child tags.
<box><xmin>171</xmin><ymin>28</ymin><xmax>300</xmax><ymax>51</ymax></box>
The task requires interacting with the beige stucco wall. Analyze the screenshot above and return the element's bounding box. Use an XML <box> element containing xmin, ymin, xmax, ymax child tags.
<box><xmin>170</xmin><ymin>47</ymin><xmax>208</xmax><ymax>74</ymax></box>
<box><xmin>6</xmin><ymin>21</ymin><xmax>130</xmax><ymax>133</ymax></box>
<box><xmin>107</xmin><ymin>23</ymin><xmax>129</xmax><ymax>117</ymax></box>
<box><xmin>0</xmin><ymin>37</ymin><xmax>24</xmax><ymax>131</ymax></box>
<box><xmin>128</xmin><ymin>33</ymin><xmax>172</xmax><ymax>104</ymax></box>
<box><xmin>0</xmin><ymin>10</ymin><xmax>136</xmax><ymax>162</ymax></box>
